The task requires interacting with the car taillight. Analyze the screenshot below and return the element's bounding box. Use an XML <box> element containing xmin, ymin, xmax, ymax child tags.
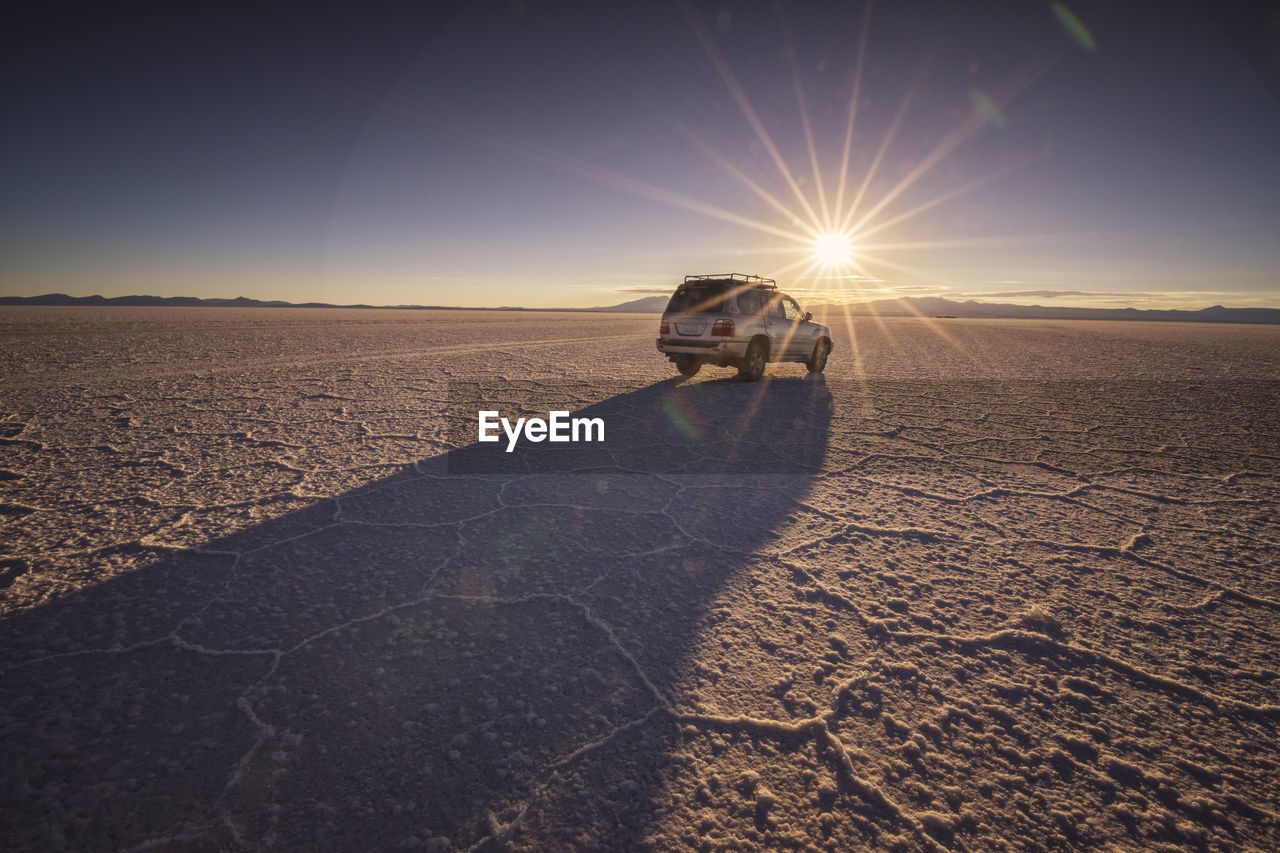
<box><xmin>660</xmin><ymin>320</ymin><xmax>670</xmax><ymax>335</ymax></box>
<box><xmin>711</xmin><ymin>319</ymin><xmax>734</xmax><ymax>337</ymax></box>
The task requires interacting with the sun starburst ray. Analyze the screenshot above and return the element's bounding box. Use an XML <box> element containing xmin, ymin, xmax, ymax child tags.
<box><xmin>845</xmin><ymin>108</ymin><xmax>987</xmax><ymax>237</ymax></box>
<box><xmin>771</xmin><ymin>253</ymin><xmax>829</xmax><ymax>280</ymax></box>
<box><xmin>855</xmin><ymin>236</ymin><xmax>1035</xmax><ymax>251</ymax></box>
<box><xmin>680</xmin><ymin>1</ymin><xmax>826</xmax><ymax>233</ymax></box>
<box><xmin>672</xmin><ymin>119</ymin><xmax>822</xmax><ymax>240</ymax></box>
<box><xmin>846</xmin><ymin>44</ymin><xmax>1068</xmax><ymax>236</ymax></box>
<box><xmin>833</xmin><ymin>1</ymin><xmax>873</xmax><ymax>225</ymax></box>
<box><xmin>874</xmin><ymin>286</ymin><xmax>968</xmax><ymax>351</ymax></box>
<box><xmin>838</xmin><ymin>75</ymin><xmax>920</xmax><ymax>232</ymax></box>
<box><xmin>851</xmin><ymin>167</ymin><xmax>1014</xmax><ymax>244</ymax></box>
<box><xmin>542</xmin><ymin>147</ymin><xmax>815</xmax><ymax>244</ymax></box>
<box><xmin>835</xmin><ymin>298</ymin><xmax>873</xmax><ymax>393</ymax></box>
<box><xmin>780</xmin><ymin>10</ymin><xmax>833</xmax><ymax>231</ymax></box>
<box><xmin>498</xmin><ymin>6</ymin><xmax>1082</xmax><ymax>347</ymax></box>
<box><xmin>847</xmin><ymin>249</ymin><xmax>934</xmax><ymax>280</ymax></box>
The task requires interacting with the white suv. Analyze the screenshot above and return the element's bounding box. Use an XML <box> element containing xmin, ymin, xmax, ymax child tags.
<box><xmin>656</xmin><ymin>274</ymin><xmax>832</xmax><ymax>381</ymax></box>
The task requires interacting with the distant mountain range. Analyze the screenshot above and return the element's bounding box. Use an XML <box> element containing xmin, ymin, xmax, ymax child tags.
<box><xmin>0</xmin><ymin>294</ymin><xmax>402</xmax><ymax>309</ymax></box>
<box><xmin>587</xmin><ymin>295</ymin><xmax>670</xmax><ymax>312</ymax></box>
<box><xmin>810</xmin><ymin>296</ymin><xmax>1280</xmax><ymax>325</ymax></box>
<box><xmin>2</xmin><ymin>292</ymin><xmax>1278</xmax><ymax>324</ymax></box>
<box><xmin>0</xmin><ymin>294</ymin><xmax>542</xmax><ymax>311</ymax></box>
<box><xmin>597</xmin><ymin>294</ymin><xmax>1280</xmax><ymax>323</ymax></box>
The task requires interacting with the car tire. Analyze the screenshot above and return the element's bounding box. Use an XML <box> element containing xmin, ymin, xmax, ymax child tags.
<box><xmin>738</xmin><ymin>339</ymin><xmax>767</xmax><ymax>382</ymax></box>
<box><xmin>674</xmin><ymin>355</ymin><xmax>701</xmax><ymax>377</ymax></box>
<box><xmin>806</xmin><ymin>338</ymin><xmax>829</xmax><ymax>374</ymax></box>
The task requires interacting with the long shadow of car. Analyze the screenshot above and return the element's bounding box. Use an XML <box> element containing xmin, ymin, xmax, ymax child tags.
<box><xmin>1</xmin><ymin>374</ymin><xmax>845</xmax><ymax>850</ymax></box>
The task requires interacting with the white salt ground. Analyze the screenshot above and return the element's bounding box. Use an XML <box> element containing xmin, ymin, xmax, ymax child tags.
<box><xmin>1</xmin><ymin>307</ymin><xmax>1278</xmax><ymax>851</ymax></box>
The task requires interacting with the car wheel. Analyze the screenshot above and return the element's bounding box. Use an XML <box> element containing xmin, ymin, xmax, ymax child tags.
<box><xmin>806</xmin><ymin>338</ymin><xmax>829</xmax><ymax>374</ymax></box>
<box><xmin>738</xmin><ymin>340</ymin><xmax>767</xmax><ymax>382</ymax></box>
<box><xmin>674</xmin><ymin>355</ymin><xmax>701</xmax><ymax>377</ymax></box>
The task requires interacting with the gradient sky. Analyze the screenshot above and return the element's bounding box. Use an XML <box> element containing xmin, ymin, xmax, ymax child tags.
<box><xmin>3</xmin><ymin>0</ymin><xmax>1279</xmax><ymax>309</ymax></box>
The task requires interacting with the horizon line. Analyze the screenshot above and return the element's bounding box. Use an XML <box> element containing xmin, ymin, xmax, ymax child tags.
<box><xmin>3</xmin><ymin>292</ymin><xmax>1280</xmax><ymax>322</ymax></box>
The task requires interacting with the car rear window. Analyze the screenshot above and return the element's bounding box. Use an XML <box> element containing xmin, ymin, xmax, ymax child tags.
<box><xmin>666</xmin><ymin>284</ymin><xmax>727</xmax><ymax>314</ymax></box>
<box><xmin>736</xmin><ymin>289</ymin><xmax>764</xmax><ymax>315</ymax></box>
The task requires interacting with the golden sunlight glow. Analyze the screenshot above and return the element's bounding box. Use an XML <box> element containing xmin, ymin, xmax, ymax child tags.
<box><xmin>813</xmin><ymin>232</ymin><xmax>854</xmax><ymax>267</ymax></box>
<box><xmin>533</xmin><ymin>4</ymin><xmax>1074</xmax><ymax>318</ymax></box>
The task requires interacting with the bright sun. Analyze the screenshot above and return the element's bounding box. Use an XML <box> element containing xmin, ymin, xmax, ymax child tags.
<box><xmin>813</xmin><ymin>231</ymin><xmax>854</xmax><ymax>267</ymax></box>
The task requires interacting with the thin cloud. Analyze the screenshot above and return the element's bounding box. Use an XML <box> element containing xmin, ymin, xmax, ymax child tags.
<box><xmin>967</xmin><ymin>289</ymin><xmax>1111</xmax><ymax>298</ymax></box>
<box><xmin>786</xmin><ymin>285</ymin><xmax>891</xmax><ymax>294</ymax></box>
<box><xmin>946</xmin><ymin>287</ymin><xmax>1278</xmax><ymax>310</ymax></box>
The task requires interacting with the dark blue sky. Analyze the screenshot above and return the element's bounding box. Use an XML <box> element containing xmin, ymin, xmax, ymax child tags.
<box><xmin>3</xmin><ymin>1</ymin><xmax>1278</xmax><ymax>307</ymax></box>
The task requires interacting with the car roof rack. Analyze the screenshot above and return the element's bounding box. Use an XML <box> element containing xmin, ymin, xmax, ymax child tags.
<box><xmin>683</xmin><ymin>273</ymin><xmax>776</xmax><ymax>290</ymax></box>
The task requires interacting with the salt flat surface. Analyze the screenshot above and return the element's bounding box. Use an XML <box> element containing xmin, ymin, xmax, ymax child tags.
<box><xmin>2</xmin><ymin>307</ymin><xmax>1278</xmax><ymax>851</ymax></box>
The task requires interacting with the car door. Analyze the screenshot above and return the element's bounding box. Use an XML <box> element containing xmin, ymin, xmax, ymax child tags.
<box><xmin>763</xmin><ymin>294</ymin><xmax>789</xmax><ymax>360</ymax></box>
<box><xmin>779</xmin><ymin>295</ymin><xmax>809</xmax><ymax>358</ymax></box>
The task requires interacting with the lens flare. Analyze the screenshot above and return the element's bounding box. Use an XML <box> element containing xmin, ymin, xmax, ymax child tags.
<box><xmin>969</xmin><ymin>87</ymin><xmax>1006</xmax><ymax>129</ymax></box>
<box><xmin>661</xmin><ymin>391</ymin><xmax>707</xmax><ymax>442</ymax></box>
<box><xmin>1051</xmin><ymin>3</ymin><xmax>1096</xmax><ymax>52</ymax></box>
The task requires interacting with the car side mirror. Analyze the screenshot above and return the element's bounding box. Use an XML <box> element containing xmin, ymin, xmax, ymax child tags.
<box><xmin>804</xmin><ymin>312</ymin><xmax>812</xmax><ymax>322</ymax></box>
